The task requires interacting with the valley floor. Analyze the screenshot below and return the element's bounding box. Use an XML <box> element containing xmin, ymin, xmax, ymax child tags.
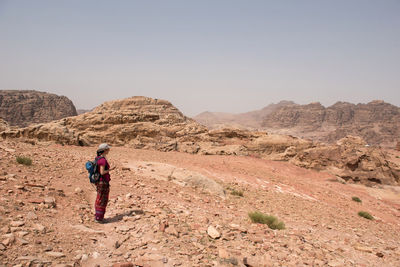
<box><xmin>0</xmin><ymin>140</ymin><xmax>400</xmax><ymax>267</ymax></box>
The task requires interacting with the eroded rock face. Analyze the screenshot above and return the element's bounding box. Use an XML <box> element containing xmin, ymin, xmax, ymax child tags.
<box><xmin>262</xmin><ymin>100</ymin><xmax>400</xmax><ymax>146</ymax></box>
<box><xmin>0</xmin><ymin>90</ymin><xmax>77</xmax><ymax>127</ymax></box>
<box><xmin>1</xmin><ymin>96</ymin><xmax>208</xmax><ymax>148</ymax></box>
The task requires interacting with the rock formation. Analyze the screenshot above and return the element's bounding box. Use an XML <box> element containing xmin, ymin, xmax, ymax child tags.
<box><xmin>262</xmin><ymin>100</ymin><xmax>400</xmax><ymax>146</ymax></box>
<box><xmin>1</xmin><ymin>96</ymin><xmax>399</xmax><ymax>186</ymax></box>
<box><xmin>195</xmin><ymin>100</ymin><xmax>400</xmax><ymax>147</ymax></box>
<box><xmin>1</xmin><ymin>96</ymin><xmax>208</xmax><ymax>149</ymax></box>
<box><xmin>0</xmin><ymin>90</ymin><xmax>77</xmax><ymax>127</ymax></box>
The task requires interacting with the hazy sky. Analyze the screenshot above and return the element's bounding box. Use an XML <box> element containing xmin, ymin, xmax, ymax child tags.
<box><xmin>0</xmin><ymin>1</ymin><xmax>399</xmax><ymax>116</ymax></box>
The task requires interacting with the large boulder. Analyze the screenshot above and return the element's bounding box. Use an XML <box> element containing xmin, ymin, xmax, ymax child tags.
<box><xmin>0</xmin><ymin>90</ymin><xmax>77</xmax><ymax>127</ymax></box>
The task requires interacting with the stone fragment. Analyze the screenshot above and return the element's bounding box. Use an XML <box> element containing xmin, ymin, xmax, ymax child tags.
<box><xmin>34</xmin><ymin>224</ymin><xmax>46</xmax><ymax>233</ymax></box>
<box><xmin>112</xmin><ymin>263</ymin><xmax>134</xmax><ymax>267</ymax></box>
<box><xmin>165</xmin><ymin>225</ymin><xmax>179</xmax><ymax>237</ymax></box>
<box><xmin>218</xmin><ymin>248</ymin><xmax>230</xmax><ymax>259</ymax></box>
<box><xmin>354</xmin><ymin>246</ymin><xmax>373</xmax><ymax>253</ymax></box>
<box><xmin>10</xmin><ymin>221</ymin><xmax>25</xmax><ymax>227</ymax></box>
<box><xmin>45</xmin><ymin>251</ymin><xmax>65</xmax><ymax>258</ymax></box>
<box><xmin>75</xmin><ymin>187</ymin><xmax>83</xmax><ymax>193</ymax></box>
<box><xmin>0</xmin><ymin>243</ymin><xmax>5</xmax><ymax>251</ymax></box>
<box><xmin>27</xmin><ymin>211</ymin><xmax>38</xmax><ymax>220</ymax></box>
<box><xmin>44</xmin><ymin>197</ymin><xmax>56</xmax><ymax>207</ymax></box>
<box><xmin>17</xmin><ymin>238</ymin><xmax>29</xmax><ymax>245</ymax></box>
<box><xmin>207</xmin><ymin>225</ymin><xmax>221</xmax><ymax>239</ymax></box>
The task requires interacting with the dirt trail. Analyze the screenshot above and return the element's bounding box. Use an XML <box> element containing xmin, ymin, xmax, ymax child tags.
<box><xmin>1</xmin><ymin>140</ymin><xmax>400</xmax><ymax>266</ymax></box>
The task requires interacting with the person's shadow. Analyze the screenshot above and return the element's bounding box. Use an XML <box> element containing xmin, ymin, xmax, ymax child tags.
<box><xmin>105</xmin><ymin>209</ymin><xmax>144</xmax><ymax>223</ymax></box>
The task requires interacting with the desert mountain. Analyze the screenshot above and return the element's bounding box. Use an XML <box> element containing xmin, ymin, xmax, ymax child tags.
<box><xmin>262</xmin><ymin>100</ymin><xmax>400</xmax><ymax>146</ymax></box>
<box><xmin>1</xmin><ymin>96</ymin><xmax>399</xmax><ymax>186</ymax></box>
<box><xmin>0</xmin><ymin>90</ymin><xmax>77</xmax><ymax>127</ymax></box>
<box><xmin>194</xmin><ymin>100</ymin><xmax>400</xmax><ymax>147</ymax></box>
<box><xmin>194</xmin><ymin>100</ymin><xmax>295</xmax><ymax>129</ymax></box>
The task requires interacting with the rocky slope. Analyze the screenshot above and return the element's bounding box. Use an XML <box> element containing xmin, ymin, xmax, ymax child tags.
<box><xmin>0</xmin><ymin>90</ymin><xmax>77</xmax><ymax>127</ymax></box>
<box><xmin>1</xmin><ymin>96</ymin><xmax>399</xmax><ymax>186</ymax></box>
<box><xmin>0</xmin><ymin>140</ymin><xmax>399</xmax><ymax>266</ymax></box>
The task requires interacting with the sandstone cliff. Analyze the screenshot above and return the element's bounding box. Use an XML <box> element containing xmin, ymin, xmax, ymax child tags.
<box><xmin>261</xmin><ymin>100</ymin><xmax>400</xmax><ymax>146</ymax></box>
<box><xmin>0</xmin><ymin>90</ymin><xmax>77</xmax><ymax>127</ymax></box>
<box><xmin>195</xmin><ymin>100</ymin><xmax>400</xmax><ymax>147</ymax></box>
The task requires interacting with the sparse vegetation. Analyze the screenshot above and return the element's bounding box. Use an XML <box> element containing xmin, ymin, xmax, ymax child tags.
<box><xmin>352</xmin><ymin>196</ymin><xmax>362</xmax><ymax>203</ymax></box>
<box><xmin>358</xmin><ymin>211</ymin><xmax>374</xmax><ymax>220</ymax></box>
<box><xmin>248</xmin><ymin>211</ymin><xmax>285</xmax><ymax>230</ymax></box>
<box><xmin>16</xmin><ymin>156</ymin><xmax>32</xmax><ymax>166</ymax></box>
<box><xmin>230</xmin><ymin>189</ymin><xmax>244</xmax><ymax>197</ymax></box>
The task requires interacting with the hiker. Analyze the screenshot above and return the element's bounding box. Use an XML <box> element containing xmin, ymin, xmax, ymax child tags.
<box><xmin>94</xmin><ymin>143</ymin><xmax>115</xmax><ymax>223</ymax></box>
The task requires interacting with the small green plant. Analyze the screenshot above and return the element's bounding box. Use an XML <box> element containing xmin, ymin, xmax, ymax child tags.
<box><xmin>358</xmin><ymin>211</ymin><xmax>374</xmax><ymax>220</ymax></box>
<box><xmin>248</xmin><ymin>211</ymin><xmax>285</xmax><ymax>230</ymax></box>
<box><xmin>16</xmin><ymin>156</ymin><xmax>32</xmax><ymax>166</ymax></box>
<box><xmin>352</xmin><ymin>196</ymin><xmax>362</xmax><ymax>203</ymax></box>
<box><xmin>231</xmin><ymin>189</ymin><xmax>244</xmax><ymax>197</ymax></box>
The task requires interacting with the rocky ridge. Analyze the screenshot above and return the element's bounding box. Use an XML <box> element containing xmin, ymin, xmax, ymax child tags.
<box><xmin>0</xmin><ymin>96</ymin><xmax>399</xmax><ymax>186</ymax></box>
<box><xmin>194</xmin><ymin>100</ymin><xmax>400</xmax><ymax>147</ymax></box>
<box><xmin>0</xmin><ymin>90</ymin><xmax>77</xmax><ymax>127</ymax></box>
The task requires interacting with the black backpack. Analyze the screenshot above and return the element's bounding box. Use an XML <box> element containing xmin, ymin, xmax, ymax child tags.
<box><xmin>85</xmin><ymin>156</ymin><xmax>104</xmax><ymax>184</ymax></box>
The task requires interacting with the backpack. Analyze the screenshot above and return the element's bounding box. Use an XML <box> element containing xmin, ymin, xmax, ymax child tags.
<box><xmin>85</xmin><ymin>156</ymin><xmax>104</xmax><ymax>184</ymax></box>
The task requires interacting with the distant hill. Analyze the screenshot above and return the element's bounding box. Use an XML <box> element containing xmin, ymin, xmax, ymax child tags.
<box><xmin>194</xmin><ymin>100</ymin><xmax>400</xmax><ymax>146</ymax></box>
<box><xmin>76</xmin><ymin>109</ymin><xmax>92</xmax><ymax>115</ymax></box>
<box><xmin>194</xmin><ymin>101</ymin><xmax>295</xmax><ymax>129</ymax></box>
<box><xmin>0</xmin><ymin>90</ymin><xmax>77</xmax><ymax>127</ymax></box>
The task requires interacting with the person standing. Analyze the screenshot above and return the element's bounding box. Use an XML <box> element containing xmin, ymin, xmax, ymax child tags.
<box><xmin>94</xmin><ymin>143</ymin><xmax>115</xmax><ymax>223</ymax></box>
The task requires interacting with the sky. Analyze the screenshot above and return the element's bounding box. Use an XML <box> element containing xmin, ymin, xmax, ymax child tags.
<box><xmin>0</xmin><ymin>1</ymin><xmax>399</xmax><ymax>116</ymax></box>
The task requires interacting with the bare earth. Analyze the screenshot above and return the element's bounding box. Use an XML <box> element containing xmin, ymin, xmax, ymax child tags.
<box><xmin>1</xmin><ymin>140</ymin><xmax>400</xmax><ymax>267</ymax></box>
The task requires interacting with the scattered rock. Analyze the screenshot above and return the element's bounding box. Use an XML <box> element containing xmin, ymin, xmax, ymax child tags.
<box><xmin>44</xmin><ymin>197</ymin><xmax>56</xmax><ymax>208</ymax></box>
<box><xmin>207</xmin><ymin>225</ymin><xmax>221</xmax><ymax>239</ymax></box>
<box><xmin>10</xmin><ymin>221</ymin><xmax>25</xmax><ymax>227</ymax></box>
<box><xmin>165</xmin><ymin>225</ymin><xmax>179</xmax><ymax>237</ymax></box>
<box><xmin>354</xmin><ymin>246</ymin><xmax>373</xmax><ymax>253</ymax></box>
<box><xmin>33</xmin><ymin>223</ymin><xmax>46</xmax><ymax>234</ymax></box>
<box><xmin>74</xmin><ymin>187</ymin><xmax>83</xmax><ymax>193</ymax></box>
<box><xmin>26</xmin><ymin>212</ymin><xmax>38</xmax><ymax>220</ymax></box>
